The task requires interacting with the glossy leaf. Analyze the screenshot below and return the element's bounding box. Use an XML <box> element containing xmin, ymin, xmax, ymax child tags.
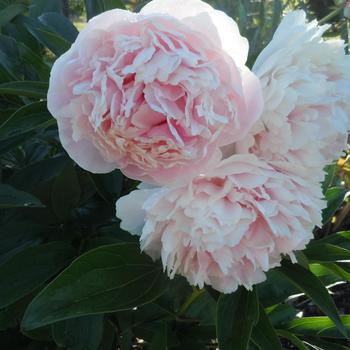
<box><xmin>217</xmin><ymin>287</ymin><xmax>259</xmax><ymax>350</ymax></box>
<box><xmin>251</xmin><ymin>304</ymin><xmax>283</xmax><ymax>350</ymax></box>
<box><xmin>22</xmin><ymin>17</ymin><xmax>71</xmax><ymax>56</ymax></box>
<box><xmin>279</xmin><ymin>261</ymin><xmax>347</xmax><ymax>337</ymax></box>
<box><xmin>22</xmin><ymin>243</ymin><xmax>169</xmax><ymax>330</ymax></box>
<box><xmin>39</xmin><ymin>12</ymin><xmax>79</xmax><ymax>43</ymax></box>
<box><xmin>322</xmin><ymin>187</ymin><xmax>347</xmax><ymax>224</ymax></box>
<box><xmin>276</xmin><ymin>330</ymin><xmax>308</xmax><ymax>350</ymax></box>
<box><xmin>0</xmin><ymin>3</ymin><xmax>26</xmax><ymax>28</ymax></box>
<box><xmin>304</xmin><ymin>243</ymin><xmax>350</xmax><ymax>263</ymax></box>
<box><xmin>0</xmin><ymin>184</ymin><xmax>44</xmax><ymax>208</ymax></box>
<box><xmin>0</xmin><ymin>101</ymin><xmax>52</xmax><ymax>140</ymax></box>
<box><xmin>0</xmin><ymin>242</ymin><xmax>75</xmax><ymax>308</ymax></box>
<box><xmin>286</xmin><ymin>316</ymin><xmax>350</xmax><ymax>338</ymax></box>
<box><xmin>85</xmin><ymin>0</ymin><xmax>126</xmax><ymax>20</ymax></box>
<box><xmin>51</xmin><ymin>164</ymin><xmax>81</xmax><ymax>221</ymax></box>
<box><xmin>0</xmin><ymin>81</ymin><xmax>48</xmax><ymax>98</ymax></box>
<box><xmin>29</xmin><ymin>0</ymin><xmax>62</xmax><ymax>18</ymax></box>
<box><xmin>52</xmin><ymin>315</ymin><xmax>103</xmax><ymax>350</ymax></box>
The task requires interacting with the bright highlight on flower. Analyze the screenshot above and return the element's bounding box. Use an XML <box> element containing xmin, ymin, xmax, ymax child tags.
<box><xmin>47</xmin><ymin>0</ymin><xmax>262</xmax><ymax>185</ymax></box>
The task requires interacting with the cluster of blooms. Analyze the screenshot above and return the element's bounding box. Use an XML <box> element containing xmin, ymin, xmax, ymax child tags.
<box><xmin>48</xmin><ymin>0</ymin><xmax>350</xmax><ymax>293</ymax></box>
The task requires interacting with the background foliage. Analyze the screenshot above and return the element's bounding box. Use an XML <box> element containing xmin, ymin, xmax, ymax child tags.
<box><xmin>0</xmin><ymin>0</ymin><xmax>349</xmax><ymax>349</ymax></box>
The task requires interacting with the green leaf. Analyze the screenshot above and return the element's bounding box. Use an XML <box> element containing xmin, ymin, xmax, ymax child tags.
<box><xmin>304</xmin><ymin>243</ymin><xmax>350</xmax><ymax>263</ymax></box>
<box><xmin>84</xmin><ymin>0</ymin><xmax>126</xmax><ymax>20</ymax></box>
<box><xmin>251</xmin><ymin>304</ymin><xmax>283</xmax><ymax>350</ymax></box>
<box><xmin>0</xmin><ymin>34</ymin><xmax>21</xmax><ymax>79</ymax></box>
<box><xmin>91</xmin><ymin>170</ymin><xmax>124</xmax><ymax>202</ymax></box>
<box><xmin>309</xmin><ymin>263</ymin><xmax>344</xmax><ymax>285</ymax></box>
<box><xmin>39</xmin><ymin>12</ymin><xmax>79</xmax><ymax>43</ymax></box>
<box><xmin>322</xmin><ymin>163</ymin><xmax>337</xmax><ymax>194</ymax></box>
<box><xmin>22</xmin><ymin>17</ymin><xmax>71</xmax><ymax>56</ymax></box>
<box><xmin>276</xmin><ymin>330</ymin><xmax>308</xmax><ymax>350</ymax></box>
<box><xmin>18</xmin><ymin>42</ymin><xmax>50</xmax><ymax>81</ymax></box>
<box><xmin>52</xmin><ymin>315</ymin><xmax>103</xmax><ymax>350</ymax></box>
<box><xmin>256</xmin><ymin>270</ymin><xmax>299</xmax><ymax>307</ymax></box>
<box><xmin>149</xmin><ymin>322</ymin><xmax>168</xmax><ymax>350</ymax></box>
<box><xmin>0</xmin><ymin>101</ymin><xmax>53</xmax><ymax>144</ymax></box>
<box><xmin>29</xmin><ymin>0</ymin><xmax>62</xmax><ymax>18</ymax></box>
<box><xmin>286</xmin><ymin>316</ymin><xmax>350</xmax><ymax>339</ymax></box>
<box><xmin>266</xmin><ymin>304</ymin><xmax>297</xmax><ymax>327</ymax></box>
<box><xmin>323</xmin><ymin>187</ymin><xmax>347</xmax><ymax>224</ymax></box>
<box><xmin>0</xmin><ymin>221</ymin><xmax>48</xmax><ymax>263</ymax></box>
<box><xmin>0</xmin><ymin>81</ymin><xmax>48</xmax><ymax>98</ymax></box>
<box><xmin>0</xmin><ymin>130</ymin><xmax>35</xmax><ymax>155</ymax></box>
<box><xmin>313</xmin><ymin>231</ymin><xmax>350</xmax><ymax>251</ymax></box>
<box><xmin>0</xmin><ymin>242</ymin><xmax>75</xmax><ymax>308</ymax></box>
<box><xmin>279</xmin><ymin>261</ymin><xmax>347</xmax><ymax>337</ymax></box>
<box><xmin>21</xmin><ymin>243</ymin><xmax>169</xmax><ymax>330</ymax></box>
<box><xmin>217</xmin><ymin>287</ymin><xmax>259</xmax><ymax>350</ymax></box>
<box><xmin>51</xmin><ymin>164</ymin><xmax>81</xmax><ymax>221</ymax></box>
<box><xmin>0</xmin><ymin>3</ymin><xmax>26</xmax><ymax>28</ymax></box>
<box><xmin>9</xmin><ymin>155</ymin><xmax>70</xmax><ymax>191</ymax></box>
<box><xmin>0</xmin><ymin>184</ymin><xmax>44</xmax><ymax>208</ymax></box>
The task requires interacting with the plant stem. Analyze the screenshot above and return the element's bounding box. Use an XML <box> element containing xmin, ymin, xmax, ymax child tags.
<box><xmin>177</xmin><ymin>288</ymin><xmax>206</xmax><ymax>316</ymax></box>
<box><xmin>319</xmin><ymin>7</ymin><xmax>343</xmax><ymax>25</ymax></box>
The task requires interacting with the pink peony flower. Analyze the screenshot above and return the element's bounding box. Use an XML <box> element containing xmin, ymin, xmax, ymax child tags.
<box><xmin>235</xmin><ymin>11</ymin><xmax>350</xmax><ymax>175</ymax></box>
<box><xmin>116</xmin><ymin>154</ymin><xmax>323</xmax><ymax>293</ymax></box>
<box><xmin>48</xmin><ymin>0</ymin><xmax>263</xmax><ymax>184</ymax></box>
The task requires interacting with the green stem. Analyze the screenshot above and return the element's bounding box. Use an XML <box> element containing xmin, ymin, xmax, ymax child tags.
<box><xmin>177</xmin><ymin>288</ymin><xmax>206</xmax><ymax>316</ymax></box>
<box><xmin>319</xmin><ymin>7</ymin><xmax>343</xmax><ymax>25</ymax></box>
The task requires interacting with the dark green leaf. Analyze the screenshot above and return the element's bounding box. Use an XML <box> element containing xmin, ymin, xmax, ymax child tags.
<box><xmin>9</xmin><ymin>155</ymin><xmax>70</xmax><ymax>191</ymax></box>
<box><xmin>256</xmin><ymin>270</ymin><xmax>299</xmax><ymax>307</ymax></box>
<box><xmin>323</xmin><ymin>187</ymin><xmax>347</xmax><ymax>224</ymax></box>
<box><xmin>0</xmin><ymin>221</ymin><xmax>47</xmax><ymax>264</ymax></box>
<box><xmin>279</xmin><ymin>261</ymin><xmax>347</xmax><ymax>337</ymax></box>
<box><xmin>0</xmin><ymin>130</ymin><xmax>35</xmax><ymax>155</ymax></box>
<box><xmin>0</xmin><ymin>184</ymin><xmax>44</xmax><ymax>208</ymax></box>
<box><xmin>275</xmin><ymin>330</ymin><xmax>308</xmax><ymax>350</ymax></box>
<box><xmin>304</xmin><ymin>243</ymin><xmax>350</xmax><ymax>263</ymax></box>
<box><xmin>84</xmin><ymin>0</ymin><xmax>126</xmax><ymax>20</ymax></box>
<box><xmin>313</xmin><ymin>231</ymin><xmax>350</xmax><ymax>251</ymax></box>
<box><xmin>0</xmin><ymin>34</ymin><xmax>20</xmax><ymax>79</ymax></box>
<box><xmin>22</xmin><ymin>17</ymin><xmax>71</xmax><ymax>56</ymax></box>
<box><xmin>217</xmin><ymin>287</ymin><xmax>259</xmax><ymax>350</ymax></box>
<box><xmin>0</xmin><ymin>3</ymin><xmax>26</xmax><ymax>28</ymax></box>
<box><xmin>51</xmin><ymin>164</ymin><xmax>81</xmax><ymax>220</ymax></box>
<box><xmin>18</xmin><ymin>42</ymin><xmax>50</xmax><ymax>81</ymax></box>
<box><xmin>322</xmin><ymin>163</ymin><xmax>337</xmax><ymax>194</ymax></box>
<box><xmin>52</xmin><ymin>315</ymin><xmax>103</xmax><ymax>350</ymax></box>
<box><xmin>0</xmin><ymin>242</ymin><xmax>75</xmax><ymax>308</ymax></box>
<box><xmin>251</xmin><ymin>304</ymin><xmax>283</xmax><ymax>350</ymax></box>
<box><xmin>0</xmin><ymin>81</ymin><xmax>48</xmax><ymax>98</ymax></box>
<box><xmin>149</xmin><ymin>322</ymin><xmax>167</xmax><ymax>350</ymax></box>
<box><xmin>0</xmin><ymin>101</ymin><xmax>52</xmax><ymax>140</ymax></box>
<box><xmin>266</xmin><ymin>304</ymin><xmax>297</xmax><ymax>327</ymax></box>
<box><xmin>29</xmin><ymin>0</ymin><xmax>62</xmax><ymax>18</ymax></box>
<box><xmin>286</xmin><ymin>316</ymin><xmax>350</xmax><ymax>339</ymax></box>
<box><xmin>21</xmin><ymin>243</ymin><xmax>169</xmax><ymax>330</ymax></box>
<box><xmin>39</xmin><ymin>12</ymin><xmax>79</xmax><ymax>43</ymax></box>
<box><xmin>91</xmin><ymin>170</ymin><xmax>124</xmax><ymax>202</ymax></box>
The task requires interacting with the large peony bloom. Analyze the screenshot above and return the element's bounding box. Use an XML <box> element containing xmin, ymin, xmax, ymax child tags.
<box><xmin>116</xmin><ymin>155</ymin><xmax>323</xmax><ymax>293</ymax></box>
<box><xmin>48</xmin><ymin>0</ymin><xmax>262</xmax><ymax>185</ymax></box>
<box><xmin>235</xmin><ymin>11</ymin><xmax>350</xmax><ymax>174</ymax></box>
